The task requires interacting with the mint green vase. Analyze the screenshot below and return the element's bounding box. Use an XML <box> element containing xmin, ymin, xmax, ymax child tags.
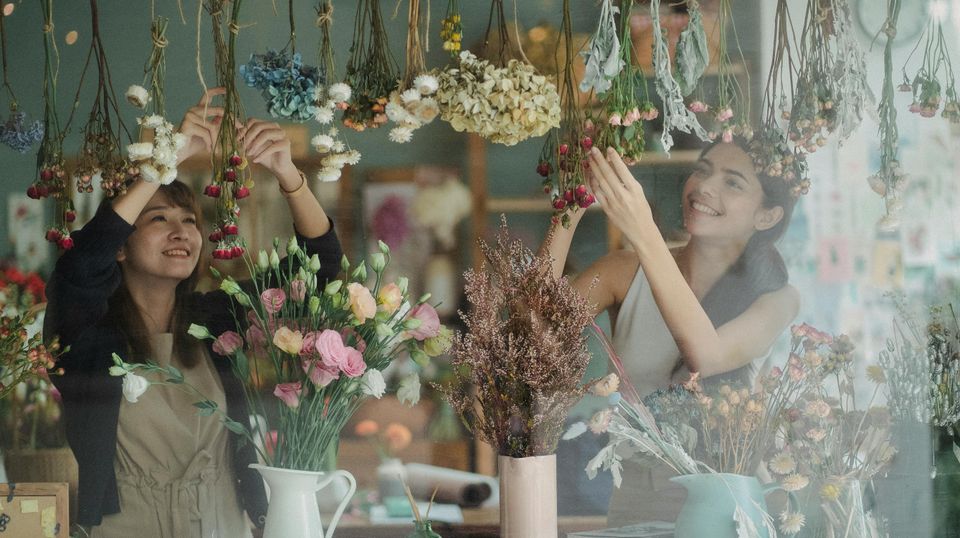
<box><xmin>670</xmin><ymin>473</ymin><xmax>776</xmax><ymax>538</ymax></box>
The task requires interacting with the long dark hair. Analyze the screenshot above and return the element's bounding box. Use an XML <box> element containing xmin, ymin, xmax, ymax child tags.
<box><xmin>107</xmin><ymin>181</ymin><xmax>205</xmax><ymax>367</ymax></box>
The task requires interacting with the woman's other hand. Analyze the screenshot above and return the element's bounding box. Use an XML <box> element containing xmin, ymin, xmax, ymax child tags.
<box><xmin>587</xmin><ymin>147</ymin><xmax>659</xmax><ymax>250</ymax></box>
<box><xmin>239</xmin><ymin>118</ymin><xmax>298</xmax><ymax>183</ymax></box>
<box><xmin>177</xmin><ymin>87</ymin><xmax>226</xmax><ymax>163</ymax></box>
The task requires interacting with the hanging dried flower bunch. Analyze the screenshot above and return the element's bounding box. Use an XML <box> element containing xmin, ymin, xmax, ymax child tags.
<box><xmin>309</xmin><ymin>0</ymin><xmax>359</xmax><ymax>182</ymax></box>
<box><xmin>686</xmin><ymin>0</ymin><xmax>750</xmax><ymax>143</ymax></box>
<box><xmin>649</xmin><ymin>0</ymin><xmax>708</xmax><ymax>153</ymax></box>
<box><xmin>585</xmin><ymin>0</ymin><xmax>660</xmax><ymax>166</ymax></box>
<box><xmin>434</xmin><ymin>0</ymin><xmax>559</xmax><ymax>146</ymax></box>
<box><xmin>440</xmin><ymin>219</ymin><xmax>597</xmax><ymax>458</ymax></box>
<box><xmin>385</xmin><ymin>0</ymin><xmax>440</xmax><ymax>144</ymax></box>
<box><xmin>0</xmin><ymin>8</ymin><xmax>42</xmax><ymax>154</ymax></box>
<box><xmin>537</xmin><ymin>0</ymin><xmax>595</xmax><ymax>227</ymax></box>
<box><xmin>342</xmin><ymin>0</ymin><xmax>398</xmax><ymax>131</ymax></box>
<box><xmin>901</xmin><ymin>7</ymin><xmax>960</xmax><ymax>123</ymax></box>
<box><xmin>204</xmin><ymin>0</ymin><xmax>250</xmax><ymax>260</ymax></box>
<box><xmin>870</xmin><ymin>0</ymin><xmax>905</xmax><ymax>231</ymax></box>
<box><xmin>124</xmin><ymin>15</ymin><xmax>189</xmax><ymax>191</ymax></box>
<box><xmin>70</xmin><ymin>0</ymin><xmax>137</xmax><ymax>200</ymax></box>
<box><xmin>27</xmin><ymin>0</ymin><xmax>72</xmax><ymax>249</ymax></box>
<box><xmin>439</xmin><ymin>0</ymin><xmax>462</xmax><ymax>57</ymax></box>
<box><xmin>240</xmin><ymin>0</ymin><xmax>321</xmax><ymax>123</ymax></box>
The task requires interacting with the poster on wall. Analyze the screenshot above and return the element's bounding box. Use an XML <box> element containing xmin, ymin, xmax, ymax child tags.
<box><xmin>7</xmin><ymin>194</ymin><xmax>47</xmax><ymax>272</ymax></box>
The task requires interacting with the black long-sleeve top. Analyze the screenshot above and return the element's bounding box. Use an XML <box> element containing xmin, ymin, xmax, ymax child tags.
<box><xmin>43</xmin><ymin>203</ymin><xmax>343</xmax><ymax>527</ymax></box>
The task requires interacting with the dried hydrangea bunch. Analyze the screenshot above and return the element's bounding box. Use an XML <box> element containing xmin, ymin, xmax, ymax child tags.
<box><xmin>434</xmin><ymin>51</ymin><xmax>560</xmax><ymax>146</ymax></box>
<box><xmin>441</xmin><ymin>220</ymin><xmax>596</xmax><ymax>457</ymax></box>
<box><xmin>241</xmin><ymin>50</ymin><xmax>321</xmax><ymax>123</ymax></box>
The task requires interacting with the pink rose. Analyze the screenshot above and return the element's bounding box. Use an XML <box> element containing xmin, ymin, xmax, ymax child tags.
<box><xmin>340</xmin><ymin>348</ymin><xmax>366</xmax><ymax>378</ymax></box>
<box><xmin>346</xmin><ymin>283</ymin><xmax>377</xmax><ymax>323</ymax></box>
<box><xmin>212</xmin><ymin>331</ymin><xmax>243</xmax><ymax>356</ymax></box>
<box><xmin>300</xmin><ymin>331</ymin><xmax>320</xmax><ymax>358</ymax></box>
<box><xmin>608</xmin><ymin>113</ymin><xmax>622</xmax><ymax>126</ymax></box>
<box><xmin>315</xmin><ymin>329</ymin><xmax>349</xmax><ymax>368</ymax></box>
<box><xmin>290</xmin><ymin>279</ymin><xmax>307</xmax><ymax>303</ymax></box>
<box><xmin>377</xmin><ymin>283</ymin><xmax>403</xmax><ymax>314</ymax></box>
<box><xmin>261</xmin><ymin>288</ymin><xmax>286</xmax><ymax>314</ymax></box>
<box><xmin>303</xmin><ymin>359</ymin><xmax>340</xmax><ymax>387</ymax></box>
<box><xmin>273</xmin><ymin>382</ymin><xmax>302</xmax><ymax>408</ymax></box>
<box><xmin>407</xmin><ymin>303</ymin><xmax>441</xmax><ymax>341</ymax></box>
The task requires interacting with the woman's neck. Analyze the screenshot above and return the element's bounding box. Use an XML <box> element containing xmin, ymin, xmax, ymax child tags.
<box><xmin>677</xmin><ymin>237</ymin><xmax>747</xmax><ymax>300</ymax></box>
<box><xmin>125</xmin><ymin>280</ymin><xmax>177</xmax><ymax>334</ymax></box>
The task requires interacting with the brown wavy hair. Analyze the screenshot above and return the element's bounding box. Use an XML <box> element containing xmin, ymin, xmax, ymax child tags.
<box><xmin>107</xmin><ymin>181</ymin><xmax>205</xmax><ymax>367</ymax></box>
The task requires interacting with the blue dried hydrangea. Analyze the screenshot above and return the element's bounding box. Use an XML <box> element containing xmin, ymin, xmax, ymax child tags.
<box><xmin>642</xmin><ymin>384</ymin><xmax>700</xmax><ymax>425</ymax></box>
<box><xmin>240</xmin><ymin>50</ymin><xmax>321</xmax><ymax>123</ymax></box>
<box><xmin>0</xmin><ymin>111</ymin><xmax>43</xmax><ymax>153</ymax></box>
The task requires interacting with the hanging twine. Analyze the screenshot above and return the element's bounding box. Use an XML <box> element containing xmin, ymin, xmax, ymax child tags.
<box><xmin>315</xmin><ymin>1</ymin><xmax>333</xmax><ymax>27</ymax></box>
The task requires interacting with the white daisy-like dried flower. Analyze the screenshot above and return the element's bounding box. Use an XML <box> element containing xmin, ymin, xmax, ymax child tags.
<box><xmin>159</xmin><ymin>167</ymin><xmax>177</xmax><ymax>185</ymax></box>
<box><xmin>768</xmin><ymin>452</ymin><xmax>797</xmax><ymax>475</ymax></box>
<box><xmin>314</xmin><ymin>106</ymin><xmax>335</xmax><ymax>124</ymax></box>
<box><xmin>327</xmin><ymin>126</ymin><xmax>339</xmax><ymax>137</ymax></box>
<box><xmin>778</xmin><ymin>511</ymin><xmax>805</xmax><ymax>535</ymax></box>
<box><xmin>400</xmin><ymin>88</ymin><xmax>422</xmax><ymax>105</ymax></box>
<box><xmin>588</xmin><ymin>408</ymin><xmax>613</xmax><ymax>434</ymax></box>
<box><xmin>172</xmin><ymin>133</ymin><xmax>188</xmax><ymax>151</ymax></box>
<box><xmin>140</xmin><ymin>115</ymin><xmax>165</xmax><ymax>130</ymax></box>
<box><xmin>328</xmin><ymin>82</ymin><xmax>352</xmax><ymax>103</ymax></box>
<box><xmin>414</xmin><ymin>74</ymin><xmax>439</xmax><ymax>95</ymax></box>
<box><xmin>125</xmin><ymin>85</ymin><xmax>151</xmax><ymax>109</ymax></box>
<box><xmin>139</xmin><ymin>163</ymin><xmax>161</xmax><ymax>183</ymax></box>
<box><xmin>388</xmin><ymin>126</ymin><xmax>413</xmax><ymax>144</ymax></box>
<box><xmin>311</xmin><ymin>134</ymin><xmax>335</xmax><ymax>153</ymax></box>
<box><xmin>316</xmin><ymin>168</ymin><xmax>342</xmax><ymax>182</ymax></box>
<box><xmin>332</xmin><ymin>141</ymin><xmax>345</xmax><ymax>152</ymax></box>
<box><xmin>781</xmin><ymin>473</ymin><xmax>809</xmax><ymax>492</ymax></box>
<box><xmin>590</xmin><ymin>373</ymin><xmax>619</xmax><ymax>397</ymax></box>
<box><xmin>153</xmin><ymin>148</ymin><xmax>177</xmax><ymax>168</ymax></box>
<box><xmin>344</xmin><ymin>150</ymin><xmax>361</xmax><ymax>165</ymax></box>
<box><xmin>410</xmin><ymin>98</ymin><xmax>440</xmax><ymax>123</ymax></box>
<box><xmin>805</xmin><ymin>428</ymin><xmax>827</xmax><ymax>442</ymax></box>
<box><xmin>126</xmin><ymin>142</ymin><xmax>154</xmax><ymax>162</ymax></box>
<box><xmin>385</xmin><ymin>100</ymin><xmax>411</xmax><ymax>124</ymax></box>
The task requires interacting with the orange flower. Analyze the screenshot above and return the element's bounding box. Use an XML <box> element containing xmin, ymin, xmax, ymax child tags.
<box><xmin>384</xmin><ymin>423</ymin><xmax>412</xmax><ymax>452</ymax></box>
<box><xmin>354</xmin><ymin>419</ymin><xmax>379</xmax><ymax>437</ymax></box>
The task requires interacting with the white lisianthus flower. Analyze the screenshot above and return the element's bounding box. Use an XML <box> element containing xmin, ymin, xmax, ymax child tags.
<box><xmin>139</xmin><ymin>163</ymin><xmax>161</xmax><ymax>183</ymax></box>
<box><xmin>388</xmin><ymin>127</ymin><xmax>413</xmax><ymax>144</ymax></box>
<box><xmin>122</xmin><ymin>372</ymin><xmax>150</xmax><ymax>403</ymax></box>
<box><xmin>327</xmin><ymin>82</ymin><xmax>352</xmax><ymax>103</ymax></box>
<box><xmin>125</xmin><ymin>85</ymin><xmax>151</xmax><ymax>109</ymax></box>
<box><xmin>311</xmin><ymin>134</ymin><xmax>335</xmax><ymax>153</ymax></box>
<box><xmin>397</xmin><ymin>373</ymin><xmax>421</xmax><ymax>406</ymax></box>
<box><xmin>316</xmin><ymin>168</ymin><xmax>342</xmax><ymax>182</ymax></box>
<box><xmin>314</xmin><ymin>106</ymin><xmax>335</xmax><ymax>124</ymax></box>
<box><xmin>126</xmin><ymin>142</ymin><xmax>154</xmax><ymax>162</ymax></box>
<box><xmin>360</xmin><ymin>369</ymin><xmax>386</xmax><ymax>399</ymax></box>
<box><xmin>414</xmin><ymin>74</ymin><xmax>439</xmax><ymax>95</ymax></box>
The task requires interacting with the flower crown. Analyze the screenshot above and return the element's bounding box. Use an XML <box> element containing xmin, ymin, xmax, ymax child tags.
<box><xmin>743</xmin><ymin>126</ymin><xmax>811</xmax><ymax>197</ymax></box>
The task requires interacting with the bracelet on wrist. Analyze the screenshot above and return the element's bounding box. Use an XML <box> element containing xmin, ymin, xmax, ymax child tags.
<box><xmin>279</xmin><ymin>170</ymin><xmax>309</xmax><ymax>199</ymax></box>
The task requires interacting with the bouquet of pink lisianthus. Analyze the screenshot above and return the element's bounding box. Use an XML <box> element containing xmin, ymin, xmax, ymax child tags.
<box><xmin>110</xmin><ymin>238</ymin><xmax>451</xmax><ymax>472</ymax></box>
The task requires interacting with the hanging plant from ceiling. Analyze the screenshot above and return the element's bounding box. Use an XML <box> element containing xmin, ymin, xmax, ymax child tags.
<box><xmin>385</xmin><ymin>0</ymin><xmax>440</xmax><ymax>144</ymax></box>
<box><xmin>433</xmin><ymin>0</ymin><xmax>559</xmax><ymax>146</ymax></box>
<box><xmin>342</xmin><ymin>0</ymin><xmax>398</xmax><ymax>131</ymax></box>
<box><xmin>27</xmin><ymin>0</ymin><xmax>72</xmax><ymax>249</ymax></box>
<box><xmin>870</xmin><ymin>0</ymin><xmax>904</xmax><ymax>231</ymax></box>
<box><xmin>901</xmin><ymin>3</ymin><xmax>959</xmax><ymax>124</ymax></box>
<box><xmin>203</xmin><ymin>0</ymin><xmax>250</xmax><ymax>260</ymax></box>
<box><xmin>0</xmin><ymin>7</ymin><xmax>43</xmax><ymax>154</ymax></box>
<box><xmin>649</xmin><ymin>0</ymin><xmax>709</xmax><ymax>154</ymax></box>
<box><xmin>537</xmin><ymin>0</ymin><xmax>593</xmax><ymax>227</ymax></box>
<box><xmin>309</xmin><ymin>0</ymin><xmax>359</xmax><ymax>182</ymax></box>
<box><xmin>685</xmin><ymin>0</ymin><xmax>751</xmax><ymax>144</ymax></box>
<box><xmin>582</xmin><ymin>0</ymin><xmax>659</xmax><ymax>166</ymax></box>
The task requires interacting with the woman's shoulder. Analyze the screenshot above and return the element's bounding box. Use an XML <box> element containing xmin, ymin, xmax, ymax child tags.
<box><xmin>754</xmin><ymin>282</ymin><xmax>800</xmax><ymax>317</ymax></box>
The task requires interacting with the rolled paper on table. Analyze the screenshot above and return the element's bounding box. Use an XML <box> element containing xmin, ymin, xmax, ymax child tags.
<box><xmin>403</xmin><ymin>463</ymin><xmax>496</xmax><ymax>508</ymax></box>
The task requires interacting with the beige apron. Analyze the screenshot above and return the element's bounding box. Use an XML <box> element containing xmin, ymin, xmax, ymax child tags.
<box><xmin>92</xmin><ymin>334</ymin><xmax>251</xmax><ymax>538</ymax></box>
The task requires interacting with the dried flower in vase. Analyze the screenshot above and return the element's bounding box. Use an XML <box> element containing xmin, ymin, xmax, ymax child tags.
<box><xmin>440</xmin><ymin>219</ymin><xmax>597</xmax><ymax>458</ymax></box>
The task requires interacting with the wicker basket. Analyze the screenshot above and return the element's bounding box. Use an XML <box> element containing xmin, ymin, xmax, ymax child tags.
<box><xmin>4</xmin><ymin>447</ymin><xmax>78</xmax><ymax>522</ymax></box>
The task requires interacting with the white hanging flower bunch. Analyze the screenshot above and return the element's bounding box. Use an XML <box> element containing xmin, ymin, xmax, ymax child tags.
<box><xmin>310</xmin><ymin>126</ymin><xmax>361</xmax><ymax>183</ymax></box>
<box><xmin>410</xmin><ymin>176</ymin><xmax>471</xmax><ymax>250</ymax></box>
<box><xmin>312</xmin><ymin>82</ymin><xmax>352</xmax><ymax>126</ymax></box>
<box><xmin>125</xmin><ymin>86</ymin><xmax>187</xmax><ymax>186</ymax></box>
<box><xmin>386</xmin><ymin>74</ymin><xmax>440</xmax><ymax>144</ymax></box>
<box><xmin>434</xmin><ymin>51</ymin><xmax>560</xmax><ymax>146</ymax></box>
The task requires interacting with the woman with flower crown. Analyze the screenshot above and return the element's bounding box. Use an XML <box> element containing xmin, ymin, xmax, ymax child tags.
<box><xmin>44</xmin><ymin>88</ymin><xmax>342</xmax><ymax>537</ymax></box>
<box><xmin>544</xmin><ymin>138</ymin><xmax>801</xmax><ymax>526</ymax></box>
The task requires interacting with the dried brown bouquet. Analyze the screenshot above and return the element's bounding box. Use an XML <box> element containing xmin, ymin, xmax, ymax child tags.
<box><xmin>441</xmin><ymin>220</ymin><xmax>596</xmax><ymax>458</ymax></box>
